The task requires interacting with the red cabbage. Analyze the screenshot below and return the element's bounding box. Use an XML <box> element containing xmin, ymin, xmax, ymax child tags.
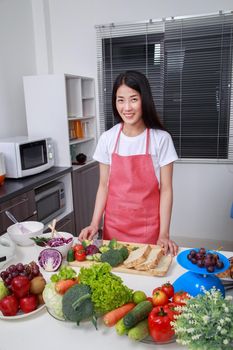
<box><xmin>85</xmin><ymin>244</ymin><xmax>99</xmax><ymax>256</ymax></box>
<box><xmin>47</xmin><ymin>237</ymin><xmax>72</xmax><ymax>247</ymax></box>
<box><xmin>38</xmin><ymin>248</ymin><xmax>62</xmax><ymax>272</ymax></box>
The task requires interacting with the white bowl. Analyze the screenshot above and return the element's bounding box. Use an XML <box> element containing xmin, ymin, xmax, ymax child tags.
<box><xmin>7</xmin><ymin>221</ymin><xmax>44</xmax><ymax>246</ymax></box>
<box><xmin>34</xmin><ymin>231</ymin><xmax>74</xmax><ymax>257</ymax></box>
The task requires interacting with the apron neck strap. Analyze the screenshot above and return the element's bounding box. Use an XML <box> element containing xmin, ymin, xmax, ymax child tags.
<box><xmin>113</xmin><ymin>123</ymin><xmax>150</xmax><ymax>154</ymax></box>
<box><xmin>113</xmin><ymin>123</ymin><xmax>124</xmax><ymax>153</ymax></box>
<box><xmin>145</xmin><ymin>128</ymin><xmax>150</xmax><ymax>155</ymax></box>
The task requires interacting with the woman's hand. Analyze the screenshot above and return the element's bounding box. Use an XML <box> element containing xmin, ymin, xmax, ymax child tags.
<box><xmin>79</xmin><ymin>224</ymin><xmax>98</xmax><ymax>241</ymax></box>
<box><xmin>157</xmin><ymin>237</ymin><xmax>178</xmax><ymax>256</ymax></box>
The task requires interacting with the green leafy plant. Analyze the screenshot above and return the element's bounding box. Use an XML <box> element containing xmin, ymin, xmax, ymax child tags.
<box><xmin>78</xmin><ymin>262</ymin><xmax>133</xmax><ymax>314</ymax></box>
<box><xmin>172</xmin><ymin>287</ymin><xmax>233</xmax><ymax>350</ymax></box>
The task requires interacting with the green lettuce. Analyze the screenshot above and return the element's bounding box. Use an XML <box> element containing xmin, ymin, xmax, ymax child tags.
<box><xmin>78</xmin><ymin>262</ymin><xmax>133</xmax><ymax>314</ymax></box>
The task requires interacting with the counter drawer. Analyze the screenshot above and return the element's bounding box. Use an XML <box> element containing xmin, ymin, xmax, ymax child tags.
<box><xmin>0</xmin><ymin>190</ymin><xmax>37</xmax><ymax>235</ymax></box>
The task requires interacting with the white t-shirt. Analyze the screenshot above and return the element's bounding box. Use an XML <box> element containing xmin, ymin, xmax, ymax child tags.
<box><xmin>93</xmin><ymin>123</ymin><xmax>178</xmax><ymax>185</ymax></box>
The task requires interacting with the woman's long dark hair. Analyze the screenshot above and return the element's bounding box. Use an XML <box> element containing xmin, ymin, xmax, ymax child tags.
<box><xmin>112</xmin><ymin>70</ymin><xmax>165</xmax><ymax>130</ymax></box>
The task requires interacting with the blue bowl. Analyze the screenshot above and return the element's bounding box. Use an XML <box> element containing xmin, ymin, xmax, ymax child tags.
<box><xmin>173</xmin><ymin>271</ymin><xmax>225</xmax><ymax>297</ymax></box>
<box><xmin>176</xmin><ymin>249</ymin><xmax>230</xmax><ymax>275</ymax></box>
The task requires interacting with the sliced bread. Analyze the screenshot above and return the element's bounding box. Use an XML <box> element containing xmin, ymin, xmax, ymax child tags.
<box><xmin>149</xmin><ymin>254</ymin><xmax>173</xmax><ymax>276</ymax></box>
<box><xmin>123</xmin><ymin>244</ymin><xmax>151</xmax><ymax>268</ymax></box>
<box><xmin>134</xmin><ymin>246</ymin><xmax>164</xmax><ymax>271</ymax></box>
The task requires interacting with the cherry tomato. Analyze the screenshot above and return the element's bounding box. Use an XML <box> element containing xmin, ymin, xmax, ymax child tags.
<box><xmin>152</xmin><ymin>289</ymin><xmax>169</xmax><ymax>306</ymax></box>
<box><xmin>73</xmin><ymin>244</ymin><xmax>85</xmax><ymax>253</ymax></box>
<box><xmin>172</xmin><ymin>291</ymin><xmax>190</xmax><ymax>306</ymax></box>
<box><xmin>0</xmin><ymin>295</ymin><xmax>19</xmax><ymax>316</ymax></box>
<box><xmin>19</xmin><ymin>294</ymin><xmax>38</xmax><ymax>313</ymax></box>
<box><xmin>148</xmin><ymin>307</ymin><xmax>175</xmax><ymax>342</ymax></box>
<box><xmin>11</xmin><ymin>276</ymin><xmax>30</xmax><ymax>298</ymax></box>
<box><xmin>75</xmin><ymin>250</ymin><xmax>86</xmax><ymax>261</ymax></box>
<box><xmin>161</xmin><ymin>282</ymin><xmax>174</xmax><ymax>299</ymax></box>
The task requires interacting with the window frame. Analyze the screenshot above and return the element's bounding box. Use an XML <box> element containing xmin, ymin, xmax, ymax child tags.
<box><xmin>96</xmin><ymin>12</ymin><xmax>233</xmax><ymax>163</ymax></box>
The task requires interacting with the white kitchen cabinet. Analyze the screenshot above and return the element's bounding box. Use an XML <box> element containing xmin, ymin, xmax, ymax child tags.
<box><xmin>23</xmin><ymin>74</ymin><xmax>97</xmax><ymax>167</ymax></box>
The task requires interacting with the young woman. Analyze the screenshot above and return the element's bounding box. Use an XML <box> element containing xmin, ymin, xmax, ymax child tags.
<box><xmin>79</xmin><ymin>70</ymin><xmax>178</xmax><ymax>256</ymax></box>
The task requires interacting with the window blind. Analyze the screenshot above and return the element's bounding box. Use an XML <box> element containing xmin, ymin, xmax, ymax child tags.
<box><xmin>96</xmin><ymin>11</ymin><xmax>233</xmax><ymax>161</ymax></box>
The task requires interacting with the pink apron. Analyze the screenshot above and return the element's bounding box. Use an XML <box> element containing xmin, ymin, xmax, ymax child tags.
<box><xmin>103</xmin><ymin>124</ymin><xmax>160</xmax><ymax>244</ymax></box>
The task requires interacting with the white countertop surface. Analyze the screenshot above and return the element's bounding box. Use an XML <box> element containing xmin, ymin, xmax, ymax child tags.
<box><xmin>0</xmin><ymin>239</ymin><xmax>232</xmax><ymax>350</ymax></box>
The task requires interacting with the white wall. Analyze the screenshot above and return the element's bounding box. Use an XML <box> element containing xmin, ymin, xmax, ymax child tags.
<box><xmin>0</xmin><ymin>0</ymin><xmax>233</xmax><ymax>244</ymax></box>
<box><xmin>0</xmin><ymin>0</ymin><xmax>36</xmax><ymax>138</ymax></box>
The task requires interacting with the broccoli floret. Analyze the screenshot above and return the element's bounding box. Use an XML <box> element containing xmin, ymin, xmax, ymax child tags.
<box><xmin>99</xmin><ymin>245</ymin><xmax>110</xmax><ymax>253</ymax></box>
<box><xmin>100</xmin><ymin>249</ymin><xmax>124</xmax><ymax>267</ymax></box>
<box><xmin>119</xmin><ymin>246</ymin><xmax>129</xmax><ymax>260</ymax></box>
<box><xmin>62</xmin><ymin>284</ymin><xmax>97</xmax><ymax>328</ymax></box>
<box><xmin>108</xmin><ymin>238</ymin><xmax>118</xmax><ymax>249</ymax></box>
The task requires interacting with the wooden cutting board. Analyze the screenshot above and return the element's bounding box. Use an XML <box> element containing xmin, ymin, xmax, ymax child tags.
<box><xmin>69</xmin><ymin>241</ymin><xmax>173</xmax><ymax>277</ymax></box>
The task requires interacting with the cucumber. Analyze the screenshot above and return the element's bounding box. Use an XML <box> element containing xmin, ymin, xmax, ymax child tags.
<box><xmin>123</xmin><ymin>300</ymin><xmax>152</xmax><ymax>329</ymax></box>
<box><xmin>128</xmin><ymin>319</ymin><xmax>149</xmax><ymax>341</ymax></box>
<box><xmin>67</xmin><ymin>249</ymin><xmax>75</xmax><ymax>262</ymax></box>
<box><xmin>115</xmin><ymin>318</ymin><xmax>129</xmax><ymax>336</ymax></box>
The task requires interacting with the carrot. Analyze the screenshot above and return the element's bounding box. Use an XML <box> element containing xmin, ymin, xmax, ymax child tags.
<box><xmin>55</xmin><ymin>279</ymin><xmax>78</xmax><ymax>295</ymax></box>
<box><xmin>103</xmin><ymin>303</ymin><xmax>136</xmax><ymax>327</ymax></box>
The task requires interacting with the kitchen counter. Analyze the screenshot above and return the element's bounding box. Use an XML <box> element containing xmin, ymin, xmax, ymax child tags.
<box><xmin>0</xmin><ymin>166</ymin><xmax>72</xmax><ymax>203</ymax></box>
<box><xmin>0</xmin><ymin>241</ymin><xmax>232</xmax><ymax>350</ymax></box>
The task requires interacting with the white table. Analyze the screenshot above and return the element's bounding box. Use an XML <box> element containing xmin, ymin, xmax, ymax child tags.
<box><xmin>0</xmin><ymin>240</ymin><xmax>232</xmax><ymax>350</ymax></box>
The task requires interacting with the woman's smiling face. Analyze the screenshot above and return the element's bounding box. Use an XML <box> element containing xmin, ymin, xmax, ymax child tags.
<box><xmin>116</xmin><ymin>84</ymin><xmax>143</xmax><ymax>127</ymax></box>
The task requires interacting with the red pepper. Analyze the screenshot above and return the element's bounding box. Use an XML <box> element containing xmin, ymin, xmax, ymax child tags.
<box><xmin>75</xmin><ymin>250</ymin><xmax>86</xmax><ymax>261</ymax></box>
<box><xmin>19</xmin><ymin>294</ymin><xmax>38</xmax><ymax>314</ymax></box>
<box><xmin>73</xmin><ymin>244</ymin><xmax>85</xmax><ymax>253</ymax></box>
<box><xmin>148</xmin><ymin>307</ymin><xmax>175</xmax><ymax>343</ymax></box>
<box><xmin>163</xmin><ymin>302</ymin><xmax>181</xmax><ymax>321</ymax></box>
<box><xmin>0</xmin><ymin>295</ymin><xmax>19</xmax><ymax>316</ymax></box>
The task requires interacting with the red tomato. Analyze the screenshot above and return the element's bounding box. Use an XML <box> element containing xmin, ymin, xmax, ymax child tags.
<box><xmin>152</xmin><ymin>286</ymin><xmax>162</xmax><ymax>295</ymax></box>
<box><xmin>0</xmin><ymin>295</ymin><xmax>19</xmax><ymax>316</ymax></box>
<box><xmin>163</xmin><ymin>302</ymin><xmax>181</xmax><ymax>321</ymax></box>
<box><xmin>11</xmin><ymin>276</ymin><xmax>30</xmax><ymax>298</ymax></box>
<box><xmin>161</xmin><ymin>282</ymin><xmax>174</xmax><ymax>299</ymax></box>
<box><xmin>73</xmin><ymin>244</ymin><xmax>85</xmax><ymax>253</ymax></box>
<box><xmin>146</xmin><ymin>297</ymin><xmax>153</xmax><ymax>304</ymax></box>
<box><xmin>172</xmin><ymin>291</ymin><xmax>190</xmax><ymax>306</ymax></box>
<box><xmin>148</xmin><ymin>307</ymin><xmax>175</xmax><ymax>342</ymax></box>
<box><xmin>19</xmin><ymin>294</ymin><xmax>38</xmax><ymax>313</ymax></box>
<box><xmin>75</xmin><ymin>250</ymin><xmax>86</xmax><ymax>261</ymax></box>
<box><xmin>152</xmin><ymin>289</ymin><xmax>169</xmax><ymax>306</ymax></box>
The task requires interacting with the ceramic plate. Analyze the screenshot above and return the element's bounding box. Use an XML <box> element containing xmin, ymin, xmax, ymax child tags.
<box><xmin>141</xmin><ymin>335</ymin><xmax>176</xmax><ymax>345</ymax></box>
<box><xmin>46</xmin><ymin>307</ymin><xmax>65</xmax><ymax>321</ymax></box>
<box><xmin>177</xmin><ymin>249</ymin><xmax>230</xmax><ymax>275</ymax></box>
<box><xmin>0</xmin><ymin>303</ymin><xmax>45</xmax><ymax>320</ymax></box>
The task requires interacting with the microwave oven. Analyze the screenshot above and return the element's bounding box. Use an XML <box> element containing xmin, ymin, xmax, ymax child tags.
<box><xmin>0</xmin><ymin>136</ymin><xmax>54</xmax><ymax>178</ymax></box>
<box><xmin>35</xmin><ymin>181</ymin><xmax>66</xmax><ymax>224</ymax></box>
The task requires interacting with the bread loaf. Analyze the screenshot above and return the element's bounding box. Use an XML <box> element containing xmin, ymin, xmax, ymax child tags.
<box><xmin>123</xmin><ymin>244</ymin><xmax>151</xmax><ymax>268</ymax></box>
<box><xmin>134</xmin><ymin>246</ymin><xmax>163</xmax><ymax>270</ymax></box>
<box><xmin>149</xmin><ymin>254</ymin><xmax>173</xmax><ymax>276</ymax></box>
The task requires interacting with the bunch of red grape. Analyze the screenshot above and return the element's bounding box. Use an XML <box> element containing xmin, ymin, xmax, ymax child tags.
<box><xmin>0</xmin><ymin>261</ymin><xmax>41</xmax><ymax>289</ymax></box>
<box><xmin>187</xmin><ymin>248</ymin><xmax>224</xmax><ymax>273</ymax></box>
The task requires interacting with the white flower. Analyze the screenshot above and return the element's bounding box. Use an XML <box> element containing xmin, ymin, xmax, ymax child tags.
<box><xmin>224</xmin><ymin>306</ymin><xmax>229</xmax><ymax>313</ymax></box>
<box><xmin>221</xmin><ymin>329</ymin><xmax>227</xmax><ymax>335</ymax></box>
<box><xmin>202</xmin><ymin>315</ymin><xmax>209</xmax><ymax>323</ymax></box>
<box><xmin>187</xmin><ymin>328</ymin><xmax>195</xmax><ymax>334</ymax></box>
<box><xmin>217</xmin><ymin>325</ymin><xmax>222</xmax><ymax>331</ymax></box>
<box><xmin>223</xmin><ymin>339</ymin><xmax>229</xmax><ymax>345</ymax></box>
<box><xmin>219</xmin><ymin>319</ymin><xmax>225</xmax><ymax>325</ymax></box>
<box><xmin>225</xmin><ymin>295</ymin><xmax>233</xmax><ymax>301</ymax></box>
<box><xmin>225</xmin><ymin>317</ymin><xmax>231</xmax><ymax>322</ymax></box>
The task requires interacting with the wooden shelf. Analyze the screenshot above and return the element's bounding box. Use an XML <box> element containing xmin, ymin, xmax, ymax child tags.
<box><xmin>69</xmin><ymin>136</ymin><xmax>95</xmax><ymax>145</ymax></box>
